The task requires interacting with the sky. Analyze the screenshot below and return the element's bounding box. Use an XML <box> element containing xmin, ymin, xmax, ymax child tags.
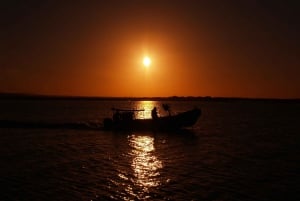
<box><xmin>1</xmin><ymin>0</ymin><xmax>299</xmax><ymax>98</ymax></box>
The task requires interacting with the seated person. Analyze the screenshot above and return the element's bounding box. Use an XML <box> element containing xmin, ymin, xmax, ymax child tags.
<box><xmin>113</xmin><ymin>111</ymin><xmax>121</xmax><ymax>122</ymax></box>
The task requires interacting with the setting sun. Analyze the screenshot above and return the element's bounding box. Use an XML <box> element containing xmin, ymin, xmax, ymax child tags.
<box><xmin>143</xmin><ymin>56</ymin><xmax>151</xmax><ymax>67</ymax></box>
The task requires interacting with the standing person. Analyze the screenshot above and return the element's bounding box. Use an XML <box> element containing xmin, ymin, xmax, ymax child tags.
<box><xmin>151</xmin><ymin>107</ymin><xmax>158</xmax><ymax>119</ymax></box>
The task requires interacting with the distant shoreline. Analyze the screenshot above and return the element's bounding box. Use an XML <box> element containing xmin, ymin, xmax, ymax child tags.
<box><xmin>0</xmin><ymin>93</ymin><xmax>299</xmax><ymax>102</ymax></box>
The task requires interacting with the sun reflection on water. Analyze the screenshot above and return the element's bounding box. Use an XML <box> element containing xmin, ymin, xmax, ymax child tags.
<box><xmin>134</xmin><ymin>101</ymin><xmax>158</xmax><ymax>119</ymax></box>
<box><xmin>129</xmin><ymin>135</ymin><xmax>163</xmax><ymax>192</ymax></box>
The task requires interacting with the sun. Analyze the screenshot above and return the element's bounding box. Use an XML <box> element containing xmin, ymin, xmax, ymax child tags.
<box><xmin>143</xmin><ymin>56</ymin><xmax>151</xmax><ymax>67</ymax></box>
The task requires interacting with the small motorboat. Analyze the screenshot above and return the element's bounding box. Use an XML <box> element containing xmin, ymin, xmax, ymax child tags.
<box><xmin>103</xmin><ymin>106</ymin><xmax>201</xmax><ymax>131</ymax></box>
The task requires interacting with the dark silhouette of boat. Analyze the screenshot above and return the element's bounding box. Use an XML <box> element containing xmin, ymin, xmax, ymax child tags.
<box><xmin>103</xmin><ymin>107</ymin><xmax>201</xmax><ymax>131</ymax></box>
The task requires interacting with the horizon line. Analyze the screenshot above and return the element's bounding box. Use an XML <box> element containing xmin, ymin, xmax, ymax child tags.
<box><xmin>0</xmin><ymin>92</ymin><xmax>299</xmax><ymax>101</ymax></box>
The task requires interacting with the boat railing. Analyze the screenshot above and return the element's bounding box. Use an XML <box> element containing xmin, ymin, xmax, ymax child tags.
<box><xmin>111</xmin><ymin>107</ymin><xmax>148</xmax><ymax>120</ymax></box>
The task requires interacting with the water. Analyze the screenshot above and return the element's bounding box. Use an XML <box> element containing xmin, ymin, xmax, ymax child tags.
<box><xmin>0</xmin><ymin>99</ymin><xmax>299</xmax><ymax>201</ymax></box>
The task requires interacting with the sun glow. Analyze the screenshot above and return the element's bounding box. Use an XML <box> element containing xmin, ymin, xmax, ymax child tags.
<box><xmin>143</xmin><ymin>56</ymin><xmax>151</xmax><ymax>67</ymax></box>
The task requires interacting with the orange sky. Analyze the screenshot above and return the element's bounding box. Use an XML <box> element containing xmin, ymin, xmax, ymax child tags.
<box><xmin>1</xmin><ymin>1</ymin><xmax>299</xmax><ymax>98</ymax></box>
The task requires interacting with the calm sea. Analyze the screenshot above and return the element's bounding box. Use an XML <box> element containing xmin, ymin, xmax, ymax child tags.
<box><xmin>0</xmin><ymin>99</ymin><xmax>299</xmax><ymax>201</ymax></box>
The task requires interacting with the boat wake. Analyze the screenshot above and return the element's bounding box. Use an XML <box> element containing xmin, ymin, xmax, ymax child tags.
<box><xmin>0</xmin><ymin>120</ymin><xmax>103</xmax><ymax>130</ymax></box>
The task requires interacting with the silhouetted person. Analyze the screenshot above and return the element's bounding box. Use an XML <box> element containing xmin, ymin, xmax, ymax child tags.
<box><xmin>113</xmin><ymin>110</ymin><xmax>121</xmax><ymax>122</ymax></box>
<box><xmin>162</xmin><ymin>103</ymin><xmax>171</xmax><ymax>116</ymax></box>
<box><xmin>151</xmin><ymin>107</ymin><xmax>158</xmax><ymax>119</ymax></box>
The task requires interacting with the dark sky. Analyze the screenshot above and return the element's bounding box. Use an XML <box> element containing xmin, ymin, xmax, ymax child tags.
<box><xmin>1</xmin><ymin>0</ymin><xmax>299</xmax><ymax>98</ymax></box>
